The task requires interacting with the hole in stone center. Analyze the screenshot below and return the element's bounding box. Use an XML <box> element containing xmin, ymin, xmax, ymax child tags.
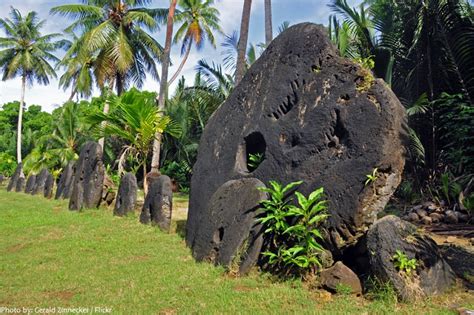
<box><xmin>245</xmin><ymin>132</ymin><xmax>266</xmax><ymax>172</ymax></box>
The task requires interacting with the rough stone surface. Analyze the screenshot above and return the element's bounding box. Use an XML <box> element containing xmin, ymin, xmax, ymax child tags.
<box><xmin>190</xmin><ymin>178</ymin><xmax>268</xmax><ymax>274</ymax></box>
<box><xmin>25</xmin><ymin>175</ymin><xmax>37</xmax><ymax>194</ymax></box>
<box><xmin>102</xmin><ymin>176</ymin><xmax>116</xmax><ymax>206</ymax></box>
<box><xmin>55</xmin><ymin>162</ymin><xmax>74</xmax><ymax>199</ymax></box>
<box><xmin>15</xmin><ymin>176</ymin><xmax>25</xmax><ymax>192</ymax></box>
<box><xmin>7</xmin><ymin>163</ymin><xmax>23</xmax><ymax>192</ymax></box>
<box><xmin>32</xmin><ymin>168</ymin><xmax>49</xmax><ymax>195</ymax></box>
<box><xmin>140</xmin><ymin>175</ymin><xmax>173</xmax><ymax>232</ymax></box>
<box><xmin>445</xmin><ymin>210</ymin><xmax>458</xmax><ymax>224</ymax></box>
<box><xmin>186</xmin><ymin>23</ymin><xmax>407</xmax><ymax>254</ymax></box>
<box><xmin>69</xmin><ymin>142</ymin><xmax>105</xmax><ymax>210</ymax></box>
<box><xmin>319</xmin><ymin>261</ymin><xmax>362</xmax><ymax>295</ymax></box>
<box><xmin>366</xmin><ymin>215</ymin><xmax>455</xmax><ymax>301</ymax></box>
<box><xmin>0</xmin><ymin>174</ymin><xmax>4</xmax><ymax>185</ymax></box>
<box><xmin>114</xmin><ymin>173</ymin><xmax>138</xmax><ymax>216</ymax></box>
<box><xmin>44</xmin><ymin>173</ymin><xmax>54</xmax><ymax>199</ymax></box>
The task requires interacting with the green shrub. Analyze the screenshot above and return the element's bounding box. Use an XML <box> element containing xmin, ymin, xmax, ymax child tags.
<box><xmin>161</xmin><ymin>160</ymin><xmax>192</xmax><ymax>192</ymax></box>
<box><xmin>0</xmin><ymin>152</ymin><xmax>16</xmax><ymax>176</ymax></box>
<box><xmin>257</xmin><ymin>180</ymin><xmax>329</xmax><ymax>278</ymax></box>
<box><xmin>392</xmin><ymin>250</ymin><xmax>418</xmax><ymax>276</ymax></box>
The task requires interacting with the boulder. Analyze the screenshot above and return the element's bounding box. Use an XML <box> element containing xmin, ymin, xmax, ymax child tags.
<box><xmin>114</xmin><ymin>173</ymin><xmax>138</xmax><ymax>216</ymax></box>
<box><xmin>189</xmin><ymin>178</ymin><xmax>267</xmax><ymax>275</ymax></box>
<box><xmin>0</xmin><ymin>174</ymin><xmax>4</xmax><ymax>185</ymax></box>
<box><xmin>445</xmin><ymin>210</ymin><xmax>458</xmax><ymax>224</ymax></box>
<box><xmin>366</xmin><ymin>215</ymin><xmax>455</xmax><ymax>301</ymax></box>
<box><xmin>55</xmin><ymin>162</ymin><xmax>74</xmax><ymax>199</ymax></box>
<box><xmin>15</xmin><ymin>176</ymin><xmax>25</xmax><ymax>192</ymax></box>
<box><xmin>185</xmin><ymin>23</ymin><xmax>407</xmax><ymax>255</ymax></box>
<box><xmin>319</xmin><ymin>261</ymin><xmax>362</xmax><ymax>295</ymax></box>
<box><xmin>140</xmin><ymin>175</ymin><xmax>173</xmax><ymax>232</ymax></box>
<box><xmin>24</xmin><ymin>175</ymin><xmax>37</xmax><ymax>194</ymax></box>
<box><xmin>102</xmin><ymin>175</ymin><xmax>116</xmax><ymax>206</ymax></box>
<box><xmin>44</xmin><ymin>173</ymin><xmax>54</xmax><ymax>199</ymax></box>
<box><xmin>7</xmin><ymin>163</ymin><xmax>23</xmax><ymax>192</ymax></box>
<box><xmin>69</xmin><ymin>142</ymin><xmax>105</xmax><ymax>210</ymax></box>
<box><xmin>32</xmin><ymin>168</ymin><xmax>49</xmax><ymax>195</ymax></box>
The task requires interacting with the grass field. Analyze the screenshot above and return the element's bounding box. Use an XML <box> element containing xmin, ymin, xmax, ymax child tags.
<box><xmin>0</xmin><ymin>188</ymin><xmax>473</xmax><ymax>314</ymax></box>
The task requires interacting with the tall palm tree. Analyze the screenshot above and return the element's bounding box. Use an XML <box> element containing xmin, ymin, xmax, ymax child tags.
<box><xmin>264</xmin><ymin>0</ymin><xmax>273</xmax><ymax>45</ymax></box>
<box><xmin>51</xmin><ymin>0</ymin><xmax>168</xmax><ymax>96</ymax></box>
<box><xmin>0</xmin><ymin>8</ymin><xmax>64</xmax><ymax>163</ymax></box>
<box><xmin>168</xmin><ymin>0</ymin><xmax>223</xmax><ymax>85</ymax></box>
<box><xmin>57</xmin><ymin>32</ymin><xmax>95</xmax><ymax>101</ymax></box>
<box><xmin>235</xmin><ymin>0</ymin><xmax>253</xmax><ymax>84</ymax></box>
<box><xmin>151</xmin><ymin>0</ymin><xmax>178</xmax><ymax>174</ymax></box>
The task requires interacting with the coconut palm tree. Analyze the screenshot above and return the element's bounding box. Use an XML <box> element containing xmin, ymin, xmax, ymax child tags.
<box><xmin>0</xmin><ymin>8</ymin><xmax>64</xmax><ymax>163</ymax></box>
<box><xmin>51</xmin><ymin>0</ymin><xmax>168</xmax><ymax>96</ymax></box>
<box><xmin>168</xmin><ymin>0</ymin><xmax>223</xmax><ymax>85</ymax></box>
<box><xmin>235</xmin><ymin>0</ymin><xmax>253</xmax><ymax>84</ymax></box>
<box><xmin>151</xmin><ymin>0</ymin><xmax>178</xmax><ymax>174</ymax></box>
<box><xmin>57</xmin><ymin>32</ymin><xmax>95</xmax><ymax>101</ymax></box>
<box><xmin>264</xmin><ymin>0</ymin><xmax>273</xmax><ymax>45</ymax></box>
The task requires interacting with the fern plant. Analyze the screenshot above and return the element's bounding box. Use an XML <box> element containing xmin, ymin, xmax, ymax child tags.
<box><xmin>247</xmin><ymin>153</ymin><xmax>264</xmax><ymax>172</ymax></box>
<box><xmin>257</xmin><ymin>181</ymin><xmax>329</xmax><ymax>277</ymax></box>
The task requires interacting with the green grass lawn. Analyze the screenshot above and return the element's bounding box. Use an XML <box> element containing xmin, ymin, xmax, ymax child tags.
<box><xmin>0</xmin><ymin>188</ymin><xmax>473</xmax><ymax>314</ymax></box>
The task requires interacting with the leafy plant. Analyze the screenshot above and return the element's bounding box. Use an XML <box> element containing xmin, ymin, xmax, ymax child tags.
<box><xmin>392</xmin><ymin>250</ymin><xmax>418</xmax><ymax>276</ymax></box>
<box><xmin>257</xmin><ymin>181</ymin><xmax>329</xmax><ymax>278</ymax></box>
<box><xmin>365</xmin><ymin>168</ymin><xmax>379</xmax><ymax>186</ymax></box>
<box><xmin>248</xmin><ymin>153</ymin><xmax>264</xmax><ymax>171</ymax></box>
<box><xmin>0</xmin><ymin>153</ymin><xmax>17</xmax><ymax>177</ymax></box>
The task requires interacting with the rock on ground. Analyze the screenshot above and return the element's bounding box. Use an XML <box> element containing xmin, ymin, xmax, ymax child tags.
<box><xmin>44</xmin><ymin>173</ymin><xmax>54</xmax><ymax>199</ymax></box>
<box><xmin>140</xmin><ymin>175</ymin><xmax>173</xmax><ymax>232</ymax></box>
<box><xmin>69</xmin><ymin>142</ymin><xmax>105</xmax><ymax>210</ymax></box>
<box><xmin>55</xmin><ymin>162</ymin><xmax>74</xmax><ymax>199</ymax></box>
<box><xmin>15</xmin><ymin>176</ymin><xmax>25</xmax><ymax>192</ymax></box>
<box><xmin>366</xmin><ymin>215</ymin><xmax>455</xmax><ymax>301</ymax></box>
<box><xmin>7</xmin><ymin>163</ymin><xmax>24</xmax><ymax>192</ymax></box>
<box><xmin>186</xmin><ymin>23</ymin><xmax>407</xmax><ymax>256</ymax></box>
<box><xmin>25</xmin><ymin>175</ymin><xmax>37</xmax><ymax>194</ymax></box>
<box><xmin>319</xmin><ymin>261</ymin><xmax>362</xmax><ymax>295</ymax></box>
<box><xmin>0</xmin><ymin>174</ymin><xmax>4</xmax><ymax>185</ymax></box>
<box><xmin>190</xmin><ymin>178</ymin><xmax>268</xmax><ymax>275</ymax></box>
<box><xmin>114</xmin><ymin>173</ymin><xmax>138</xmax><ymax>216</ymax></box>
<box><xmin>32</xmin><ymin>168</ymin><xmax>50</xmax><ymax>195</ymax></box>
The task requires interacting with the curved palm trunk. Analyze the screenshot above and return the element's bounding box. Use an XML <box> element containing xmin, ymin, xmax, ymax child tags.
<box><xmin>264</xmin><ymin>0</ymin><xmax>273</xmax><ymax>45</ymax></box>
<box><xmin>151</xmin><ymin>0</ymin><xmax>178</xmax><ymax>174</ymax></box>
<box><xmin>17</xmin><ymin>75</ymin><xmax>26</xmax><ymax>163</ymax></box>
<box><xmin>168</xmin><ymin>40</ymin><xmax>193</xmax><ymax>86</ymax></box>
<box><xmin>235</xmin><ymin>0</ymin><xmax>253</xmax><ymax>85</ymax></box>
<box><xmin>98</xmin><ymin>99</ymin><xmax>110</xmax><ymax>149</ymax></box>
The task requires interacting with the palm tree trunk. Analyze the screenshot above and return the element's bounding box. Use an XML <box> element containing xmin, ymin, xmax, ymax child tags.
<box><xmin>98</xmin><ymin>91</ymin><xmax>110</xmax><ymax>150</ymax></box>
<box><xmin>151</xmin><ymin>0</ymin><xmax>178</xmax><ymax>174</ymax></box>
<box><xmin>17</xmin><ymin>75</ymin><xmax>26</xmax><ymax>163</ymax></box>
<box><xmin>235</xmin><ymin>0</ymin><xmax>253</xmax><ymax>85</ymax></box>
<box><xmin>264</xmin><ymin>0</ymin><xmax>273</xmax><ymax>45</ymax></box>
<box><xmin>168</xmin><ymin>40</ymin><xmax>193</xmax><ymax>86</ymax></box>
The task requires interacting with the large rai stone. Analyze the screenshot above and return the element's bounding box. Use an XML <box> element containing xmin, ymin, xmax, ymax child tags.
<box><xmin>186</xmin><ymin>23</ymin><xmax>407</xmax><ymax>255</ymax></box>
<box><xmin>44</xmin><ymin>173</ymin><xmax>55</xmax><ymax>199</ymax></box>
<box><xmin>25</xmin><ymin>175</ymin><xmax>37</xmax><ymax>194</ymax></box>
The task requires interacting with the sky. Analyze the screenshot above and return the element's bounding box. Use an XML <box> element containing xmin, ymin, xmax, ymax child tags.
<box><xmin>0</xmin><ymin>0</ymin><xmax>361</xmax><ymax>113</ymax></box>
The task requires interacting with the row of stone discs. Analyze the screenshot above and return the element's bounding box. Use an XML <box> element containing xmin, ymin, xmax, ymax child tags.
<box><xmin>185</xmin><ymin>23</ymin><xmax>455</xmax><ymax>300</ymax></box>
<box><xmin>23</xmin><ymin>168</ymin><xmax>55</xmax><ymax>198</ymax></box>
<box><xmin>55</xmin><ymin>162</ymin><xmax>75</xmax><ymax>200</ymax></box>
<box><xmin>7</xmin><ymin>163</ymin><xmax>24</xmax><ymax>192</ymax></box>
